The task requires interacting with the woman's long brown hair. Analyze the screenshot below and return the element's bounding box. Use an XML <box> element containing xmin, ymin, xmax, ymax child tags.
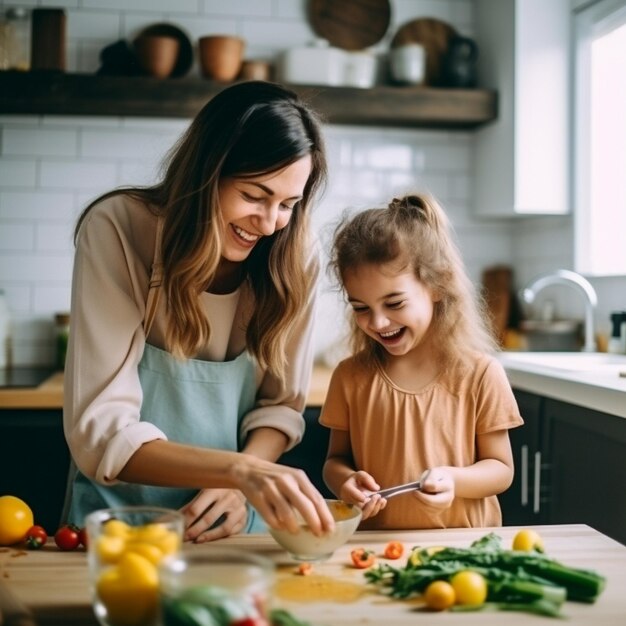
<box><xmin>75</xmin><ymin>81</ymin><xmax>327</xmax><ymax>380</ymax></box>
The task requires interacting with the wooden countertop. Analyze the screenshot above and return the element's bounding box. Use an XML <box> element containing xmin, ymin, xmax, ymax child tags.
<box><xmin>0</xmin><ymin>524</ymin><xmax>623</xmax><ymax>625</ymax></box>
<box><xmin>0</xmin><ymin>366</ymin><xmax>334</xmax><ymax>410</ymax></box>
<box><xmin>0</xmin><ymin>371</ymin><xmax>65</xmax><ymax>409</ymax></box>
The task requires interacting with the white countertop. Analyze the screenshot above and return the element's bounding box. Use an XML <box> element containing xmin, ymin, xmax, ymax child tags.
<box><xmin>497</xmin><ymin>351</ymin><xmax>626</xmax><ymax>419</ymax></box>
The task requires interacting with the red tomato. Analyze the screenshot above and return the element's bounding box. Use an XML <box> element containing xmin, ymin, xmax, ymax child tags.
<box><xmin>296</xmin><ymin>562</ymin><xmax>313</xmax><ymax>576</ymax></box>
<box><xmin>383</xmin><ymin>540</ymin><xmax>404</xmax><ymax>560</ymax></box>
<box><xmin>54</xmin><ymin>524</ymin><xmax>81</xmax><ymax>551</ymax></box>
<box><xmin>24</xmin><ymin>525</ymin><xmax>47</xmax><ymax>550</ymax></box>
<box><xmin>350</xmin><ymin>548</ymin><xmax>376</xmax><ymax>569</ymax></box>
<box><xmin>78</xmin><ymin>526</ymin><xmax>88</xmax><ymax>548</ymax></box>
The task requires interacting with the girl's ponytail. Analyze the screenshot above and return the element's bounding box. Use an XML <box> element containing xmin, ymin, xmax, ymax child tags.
<box><xmin>387</xmin><ymin>195</ymin><xmax>445</xmax><ymax>233</ymax></box>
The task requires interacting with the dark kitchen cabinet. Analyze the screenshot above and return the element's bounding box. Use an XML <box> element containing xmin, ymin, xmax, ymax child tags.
<box><xmin>0</xmin><ymin>409</ymin><xmax>70</xmax><ymax>533</ymax></box>
<box><xmin>500</xmin><ymin>389</ymin><xmax>550</xmax><ymax>526</ymax></box>
<box><xmin>543</xmin><ymin>399</ymin><xmax>626</xmax><ymax>545</ymax></box>
<box><xmin>278</xmin><ymin>407</ymin><xmax>333</xmax><ymax>499</ymax></box>
<box><xmin>499</xmin><ymin>389</ymin><xmax>626</xmax><ymax>546</ymax></box>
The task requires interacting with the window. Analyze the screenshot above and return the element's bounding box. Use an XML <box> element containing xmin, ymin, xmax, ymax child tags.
<box><xmin>574</xmin><ymin>0</ymin><xmax>626</xmax><ymax>276</ymax></box>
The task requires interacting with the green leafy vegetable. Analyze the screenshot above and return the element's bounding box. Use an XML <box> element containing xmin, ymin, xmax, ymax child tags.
<box><xmin>364</xmin><ymin>532</ymin><xmax>606</xmax><ymax>617</ymax></box>
<box><xmin>270</xmin><ymin>608</ymin><xmax>314</xmax><ymax>626</ymax></box>
<box><xmin>161</xmin><ymin>585</ymin><xmax>261</xmax><ymax>626</ymax></box>
<box><xmin>160</xmin><ymin>585</ymin><xmax>313</xmax><ymax>626</ymax></box>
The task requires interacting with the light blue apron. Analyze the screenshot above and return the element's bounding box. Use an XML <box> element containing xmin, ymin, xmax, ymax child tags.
<box><xmin>66</xmin><ymin>217</ymin><xmax>266</xmax><ymax>533</ymax></box>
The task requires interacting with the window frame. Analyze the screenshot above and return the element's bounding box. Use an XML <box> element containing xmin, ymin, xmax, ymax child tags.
<box><xmin>573</xmin><ymin>0</ymin><xmax>626</xmax><ymax>276</ymax></box>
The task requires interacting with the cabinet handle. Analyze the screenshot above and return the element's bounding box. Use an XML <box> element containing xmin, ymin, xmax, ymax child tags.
<box><xmin>533</xmin><ymin>451</ymin><xmax>541</xmax><ymax>514</ymax></box>
<box><xmin>521</xmin><ymin>444</ymin><xmax>528</xmax><ymax>506</ymax></box>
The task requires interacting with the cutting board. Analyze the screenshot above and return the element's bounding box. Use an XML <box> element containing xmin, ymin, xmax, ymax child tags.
<box><xmin>308</xmin><ymin>0</ymin><xmax>391</xmax><ymax>51</ymax></box>
<box><xmin>481</xmin><ymin>265</ymin><xmax>513</xmax><ymax>347</ymax></box>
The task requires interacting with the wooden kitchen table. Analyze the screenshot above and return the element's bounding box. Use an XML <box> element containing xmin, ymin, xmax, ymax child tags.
<box><xmin>0</xmin><ymin>524</ymin><xmax>623</xmax><ymax>625</ymax></box>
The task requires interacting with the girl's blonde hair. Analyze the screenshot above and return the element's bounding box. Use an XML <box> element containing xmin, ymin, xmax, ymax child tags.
<box><xmin>75</xmin><ymin>82</ymin><xmax>327</xmax><ymax>381</ymax></box>
<box><xmin>330</xmin><ymin>194</ymin><xmax>496</xmax><ymax>370</ymax></box>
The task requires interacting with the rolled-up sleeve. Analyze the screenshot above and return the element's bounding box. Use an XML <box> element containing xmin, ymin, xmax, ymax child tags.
<box><xmin>63</xmin><ymin>199</ymin><xmax>167</xmax><ymax>484</ymax></box>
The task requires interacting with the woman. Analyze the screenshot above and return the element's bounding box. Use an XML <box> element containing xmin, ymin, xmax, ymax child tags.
<box><xmin>64</xmin><ymin>81</ymin><xmax>334</xmax><ymax>542</ymax></box>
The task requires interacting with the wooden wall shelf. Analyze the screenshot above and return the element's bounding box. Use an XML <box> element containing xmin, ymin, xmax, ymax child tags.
<box><xmin>0</xmin><ymin>71</ymin><xmax>497</xmax><ymax>129</ymax></box>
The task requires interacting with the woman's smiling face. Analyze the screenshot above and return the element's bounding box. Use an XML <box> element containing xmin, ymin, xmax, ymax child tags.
<box><xmin>344</xmin><ymin>261</ymin><xmax>437</xmax><ymax>358</ymax></box>
<box><xmin>217</xmin><ymin>155</ymin><xmax>312</xmax><ymax>263</ymax></box>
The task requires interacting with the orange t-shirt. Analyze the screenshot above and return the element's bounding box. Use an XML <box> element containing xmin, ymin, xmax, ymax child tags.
<box><xmin>319</xmin><ymin>353</ymin><xmax>523</xmax><ymax>530</ymax></box>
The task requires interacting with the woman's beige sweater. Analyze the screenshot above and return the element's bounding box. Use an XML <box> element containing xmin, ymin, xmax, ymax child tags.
<box><xmin>64</xmin><ymin>194</ymin><xmax>315</xmax><ymax>485</ymax></box>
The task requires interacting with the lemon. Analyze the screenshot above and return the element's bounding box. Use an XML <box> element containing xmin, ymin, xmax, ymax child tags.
<box><xmin>102</xmin><ymin>519</ymin><xmax>132</xmax><ymax>538</ymax></box>
<box><xmin>424</xmin><ymin>580</ymin><xmax>456</xmax><ymax>611</ymax></box>
<box><xmin>409</xmin><ymin>545</ymin><xmax>445</xmax><ymax>566</ymax></box>
<box><xmin>154</xmin><ymin>528</ymin><xmax>181</xmax><ymax>556</ymax></box>
<box><xmin>96</xmin><ymin>553</ymin><xmax>159</xmax><ymax>626</ymax></box>
<box><xmin>94</xmin><ymin>520</ymin><xmax>181</xmax><ymax>624</ymax></box>
<box><xmin>124</xmin><ymin>541</ymin><xmax>164</xmax><ymax>565</ymax></box>
<box><xmin>0</xmin><ymin>495</ymin><xmax>34</xmax><ymax>546</ymax></box>
<box><xmin>133</xmin><ymin>522</ymin><xmax>168</xmax><ymax>543</ymax></box>
<box><xmin>450</xmin><ymin>570</ymin><xmax>488</xmax><ymax>606</ymax></box>
<box><xmin>512</xmin><ymin>529</ymin><xmax>544</xmax><ymax>552</ymax></box>
<box><xmin>96</xmin><ymin>535</ymin><xmax>127</xmax><ymax>564</ymax></box>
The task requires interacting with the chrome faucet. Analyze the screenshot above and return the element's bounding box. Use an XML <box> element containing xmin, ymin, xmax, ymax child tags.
<box><xmin>520</xmin><ymin>269</ymin><xmax>598</xmax><ymax>352</ymax></box>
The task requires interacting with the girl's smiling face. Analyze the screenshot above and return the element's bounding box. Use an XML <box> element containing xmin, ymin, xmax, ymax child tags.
<box><xmin>344</xmin><ymin>261</ymin><xmax>438</xmax><ymax>358</ymax></box>
<box><xmin>217</xmin><ymin>155</ymin><xmax>312</xmax><ymax>263</ymax></box>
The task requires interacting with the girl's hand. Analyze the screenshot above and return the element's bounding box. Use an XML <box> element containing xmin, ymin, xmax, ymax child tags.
<box><xmin>340</xmin><ymin>471</ymin><xmax>387</xmax><ymax>520</ymax></box>
<box><xmin>360</xmin><ymin>493</ymin><xmax>387</xmax><ymax>520</ymax></box>
<box><xmin>413</xmin><ymin>467</ymin><xmax>455</xmax><ymax>512</ymax></box>
<box><xmin>338</xmin><ymin>470</ymin><xmax>378</xmax><ymax>505</ymax></box>
<box><xmin>231</xmin><ymin>456</ymin><xmax>335</xmax><ymax>537</ymax></box>
<box><xmin>180</xmin><ymin>488</ymin><xmax>248</xmax><ymax>542</ymax></box>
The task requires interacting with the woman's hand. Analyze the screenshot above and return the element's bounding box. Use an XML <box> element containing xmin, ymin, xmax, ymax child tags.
<box><xmin>179</xmin><ymin>488</ymin><xmax>248</xmax><ymax>543</ymax></box>
<box><xmin>339</xmin><ymin>470</ymin><xmax>386</xmax><ymax>520</ymax></box>
<box><xmin>231</xmin><ymin>455</ymin><xmax>335</xmax><ymax>537</ymax></box>
<box><xmin>413</xmin><ymin>467</ymin><xmax>455</xmax><ymax>513</ymax></box>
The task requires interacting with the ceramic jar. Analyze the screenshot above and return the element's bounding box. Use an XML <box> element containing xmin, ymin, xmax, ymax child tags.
<box><xmin>134</xmin><ymin>34</ymin><xmax>180</xmax><ymax>78</ymax></box>
<box><xmin>441</xmin><ymin>35</ymin><xmax>479</xmax><ymax>88</ymax></box>
<box><xmin>198</xmin><ymin>35</ymin><xmax>245</xmax><ymax>81</ymax></box>
<box><xmin>389</xmin><ymin>43</ymin><xmax>426</xmax><ymax>85</ymax></box>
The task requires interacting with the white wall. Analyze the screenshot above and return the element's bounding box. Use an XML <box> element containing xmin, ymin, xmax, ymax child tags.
<box><xmin>1</xmin><ymin>0</ymin><xmax>619</xmax><ymax>367</ymax></box>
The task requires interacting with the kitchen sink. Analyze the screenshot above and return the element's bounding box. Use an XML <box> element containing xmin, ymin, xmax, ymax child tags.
<box><xmin>499</xmin><ymin>351</ymin><xmax>626</xmax><ymax>372</ymax></box>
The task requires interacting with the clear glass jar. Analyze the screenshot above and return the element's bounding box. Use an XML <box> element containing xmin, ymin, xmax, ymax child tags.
<box><xmin>85</xmin><ymin>506</ymin><xmax>184</xmax><ymax>626</ymax></box>
<box><xmin>0</xmin><ymin>7</ymin><xmax>31</xmax><ymax>70</ymax></box>
<box><xmin>159</xmin><ymin>548</ymin><xmax>275</xmax><ymax>626</ymax></box>
<box><xmin>55</xmin><ymin>312</ymin><xmax>70</xmax><ymax>370</ymax></box>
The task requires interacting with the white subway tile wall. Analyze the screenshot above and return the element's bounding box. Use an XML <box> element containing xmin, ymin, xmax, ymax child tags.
<box><xmin>0</xmin><ymin>0</ymin><xmax>588</xmax><ymax>366</ymax></box>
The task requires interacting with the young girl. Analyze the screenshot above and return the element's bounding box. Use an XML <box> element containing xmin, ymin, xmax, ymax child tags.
<box><xmin>321</xmin><ymin>194</ymin><xmax>523</xmax><ymax>530</ymax></box>
<box><xmin>63</xmin><ymin>81</ymin><xmax>334</xmax><ymax>541</ymax></box>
